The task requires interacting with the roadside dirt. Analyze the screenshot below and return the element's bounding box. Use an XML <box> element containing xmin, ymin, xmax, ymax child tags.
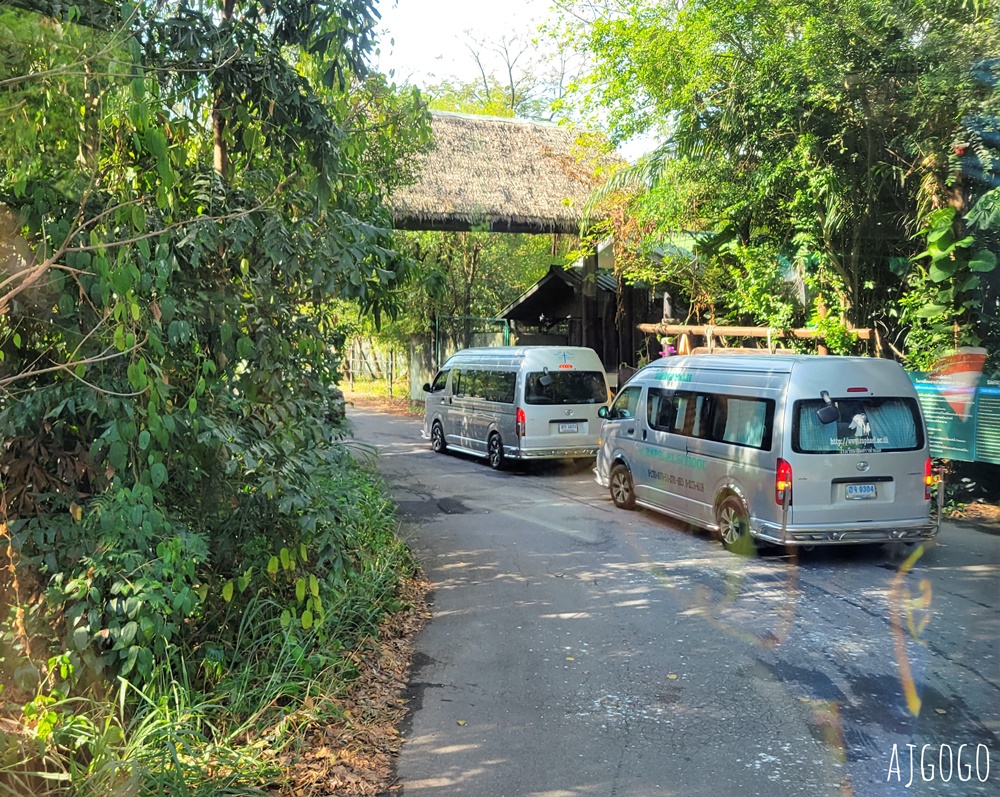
<box><xmin>342</xmin><ymin>391</ymin><xmax>424</xmax><ymax>419</ymax></box>
<box><xmin>278</xmin><ymin>575</ymin><xmax>430</xmax><ymax>796</ymax></box>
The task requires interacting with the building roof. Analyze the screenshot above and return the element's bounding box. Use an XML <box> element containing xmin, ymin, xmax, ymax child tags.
<box><xmin>497</xmin><ymin>265</ymin><xmax>617</xmax><ymax>323</ymax></box>
<box><xmin>389</xmin><ymin>111</ymin><xmax>623</xmax><ymax>235</ymax></box>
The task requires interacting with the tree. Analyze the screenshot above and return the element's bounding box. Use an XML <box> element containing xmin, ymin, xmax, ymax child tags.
<box><xmin>552</xmin><ymin>0</ymin><xmax>1000</xmax><ymax>359</ymax></box>
<box><xmin>0</xmin><ymin>0</ymin><xmax>429</xmax><ymax>690</ymax></box>
<box><xmin>418</xmin><ymin>30</ymin><xmax>589</xmax><ymax>121</ymax></box>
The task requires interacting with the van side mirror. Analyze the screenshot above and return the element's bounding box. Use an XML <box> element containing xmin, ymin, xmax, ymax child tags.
<box><xmin>422</xmin><ymin>383</ymin><xmax>432</xmax><ymax>393</ymax></box>
<box><xmin>817</xmin><ymin>390</ymin><xmax>839</xmax><ymax>424</ymax></box>
<box><xmin>598</xmin><ymin>406</ymin><xmax>609</xmax><ymax>419</ymax></box>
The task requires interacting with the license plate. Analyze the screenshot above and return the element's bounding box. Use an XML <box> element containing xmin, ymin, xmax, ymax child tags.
<box><xmin>846</xmin><ymin>483</ymin><xmax>877</xmax><ymax>500</ymax></box>
<box><xmin>558</xmin><ymin>422</ymin><xmax>579</xmax><ymax>433</ymax></box>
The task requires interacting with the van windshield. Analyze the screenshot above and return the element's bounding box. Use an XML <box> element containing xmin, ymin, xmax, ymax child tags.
<box><xmin>524</xmin><ymin>371</ymin><xmax>608</xmax><ymax>405</ymax></box>
<box><xmin>792</xmin><ymin>397</ymin><xmax>924</xmax><ymax>454</ymax></box>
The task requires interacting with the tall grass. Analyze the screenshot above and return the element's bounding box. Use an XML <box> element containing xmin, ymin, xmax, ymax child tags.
<box><xmin>0</xmin><ymin>458</ymin><xmax>414</xmax><ymax>796</ymax></box>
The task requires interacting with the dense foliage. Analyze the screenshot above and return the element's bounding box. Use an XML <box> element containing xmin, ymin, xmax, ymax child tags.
<box><xmin>554</xmin><ymin>0</ymin><xmax>1000</xmax><ymax>364</ymax></box>
<box><xmin>0</xmin><ymin>0</ymin><xmax>427</xmax><ymax>790</ymax></box>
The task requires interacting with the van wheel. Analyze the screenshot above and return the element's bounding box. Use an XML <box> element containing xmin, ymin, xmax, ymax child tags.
<box><xmin>487</xmin><ymin>433</ymin><xmax>505</xmax><ymax>470</ymax></box>
<box><xmin>610</xmin><ymin>464</ymin><xmax>636</xmax><ymax>510</ymax></box>
<box><xmin>430</xmin><ymin>422</ymin><xmax>447</xmax><ymax>454</ymax></box>
<box><xmin>716</xmin><ymin>495</ymin><xmax>753</xmax><ymax>554</ymax></box>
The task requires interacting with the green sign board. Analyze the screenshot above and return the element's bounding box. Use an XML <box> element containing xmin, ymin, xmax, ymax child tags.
<box><xmin>909</xmin><ymin>372</ymin><xmax>1000</xmax><ymax>465</ymax></box>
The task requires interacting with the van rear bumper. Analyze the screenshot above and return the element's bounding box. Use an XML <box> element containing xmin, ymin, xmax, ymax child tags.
<box><xmin>753</xmin><ymin>520</ymin><xmax>938</xmax><ymax>546</ymax></box>
<box><xmin>510</xmin><ymin>445</ymin><xmax>598</xmax><ymax>460</ymax></box>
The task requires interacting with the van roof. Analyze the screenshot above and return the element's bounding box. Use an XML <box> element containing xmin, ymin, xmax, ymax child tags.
<box><xmin>447</xmin><ymin>346</ymin><xmax>599</xmax><ymax>357</ymax></box>
<box><xmin>639</xmin><ymin>354</ymin><xmax>903</xmax><ymax>375</ymax></box>
<box><xmin>443</xmin><ymin>346</ymin><xmax>603</xmax><ymax>366</ymax></box>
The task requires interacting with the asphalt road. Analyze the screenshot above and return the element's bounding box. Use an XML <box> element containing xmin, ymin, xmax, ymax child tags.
<box><xmin>348</xmin><ymin>407</ymin><xmax>1000</xmax><ymax>797</ymax></box>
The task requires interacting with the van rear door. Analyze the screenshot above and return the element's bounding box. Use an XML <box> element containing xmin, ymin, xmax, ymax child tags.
<box><xmin>787</xmin><ymin>396</ymin><xmax>929</xmax><ymax>525</ymax></box>
<box><xmin>521</xmin><ymin>369</ymin><xmax>608</xmax><ymax>450</ymax></box>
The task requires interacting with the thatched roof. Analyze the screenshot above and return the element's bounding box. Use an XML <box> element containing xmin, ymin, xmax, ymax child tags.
<box><xmin>390</xmin><ymin>112</ymin><xmax>623</xmax><ymax>235</ymax></box>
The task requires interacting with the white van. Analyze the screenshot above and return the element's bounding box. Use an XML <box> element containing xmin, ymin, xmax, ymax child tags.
<box><xmin>595</xmin><ymin>354</ymin><xmax>939</xmax><ymax>550</ymax></box>
<box><xmin>422</xmin><ymin>346</ymin><xmax>610</xmax><ymax>469</ymax></box>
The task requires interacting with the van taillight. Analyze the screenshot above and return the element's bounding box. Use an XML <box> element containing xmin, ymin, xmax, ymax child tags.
<box><xmin>516</xmin><ymin>407</ymin><xmax>526</xmax><ymax>438</ymax></box>
<box><xmin>924</xmin><ymin>457</ymin><xmax>934</xmax><ymax>500</ymax></box>
<box><xmin>775</xmin><ymin>458</ymin><xmax>792</xmax><ymax>506</ymax></box>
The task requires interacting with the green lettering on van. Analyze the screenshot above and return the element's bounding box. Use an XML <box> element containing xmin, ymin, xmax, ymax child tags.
<box><xmin>639</xmin><ymin>444</ymin><xmax>707</xmax><ymax>471</ymax></box>
<box><xmin>652</xmin><ymin>371</ymin><xmax>693</xmax><ymax>383</ymax></box>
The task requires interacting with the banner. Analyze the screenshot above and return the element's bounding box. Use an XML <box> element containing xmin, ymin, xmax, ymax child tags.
<box><xmin>908</xmin><ymin>347</ymin><xmax>1000</xmax><ymax>464</ymax></box>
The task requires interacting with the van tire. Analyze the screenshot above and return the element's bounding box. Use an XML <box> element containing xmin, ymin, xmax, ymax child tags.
<box><xmin>610</xmin><ymin>464</ymin><xmax>636</xmax><ymax>510</ymax></box>
<box><xmin>716</xmin><ymin>495</ymin><xmax>753</xmax><ymax>554</ymax></box>
<box><xmin>431</xmin><ymin>422</ymin><xmax>447</xmax><ymax>454</ymax></box>
<box><xmin>488</xmin><ymin>433</ymin><xmax>505</xmax><ymax>470</ymax></box>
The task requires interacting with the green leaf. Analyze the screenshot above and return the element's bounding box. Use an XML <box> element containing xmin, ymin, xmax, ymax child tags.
<box><xmin>309</xmin><ymin>574</ymin><xmax>319</xmax><ymax>598</ymax></box>
<box><xmin>120</xmin><ymin>621</ymin><xmax>138</xmax><ymax>646</ymax></box>
<box><xmin>138</xmin><ymin>430</ymin><xmax>151</xmax><ymax>450</ymax></box>
<box><xmin>300</xmin><ymin>542</ymin><xmax>308</xmax><ymax>563</ymax></box>
<box><xmin>150</xmin><ymin>462</ymin><xmax>168</xmax><ymax>488</ymax></box>
<box><xmin>267</xmin><ymin>556</ymin><xmax>280</xmax><ymax>576</ymax></box>
<box><xmin>301</xmin><ymin>609</ymin><xmax>313</xmax><ymax>630</ymax></box>
<box><xmin>73</xmin><ymin>626</ymin><xmax>89</xmax><ymax>651</ymax></box>
<box><xmin>280</xmin><ymin>609</ymin><xmax>291</xmax><ymax>628</ymax></box>
<box><xmin>929</xmin><ymin>261</ymin><xmax>958</xmax><ymax>282</ymax></box>
<box><xmin>296</xmin><ymin>577</ymin><xmax>306</xmax><ymax>602</ymax></box>
<box><xmin>144</xmin><ymin>128</ymin><xmax>167</xmax><ymax>159</ymax></box>
<box><xmin>123</xmin><ymin>645</ymin><xmax>139</xmax><ymax>676</ymax></box>
<box><xmin>280</xmin><ymin>547</ymin><xmax>291</xmax><ymax>570</ymax></box>
<box><xmin>958</xmin><ymin>274</ymin><xmax>981</xmax><ymax>293</ymax></box>
<box><xmin>222</xmin><ymin>581</ymin><xmax>234</xmax><ymax>603</ymax></box>
<box><xmin>914</xmin><ymin>304</ymin><xmax>947</xmax><ymax>319</ymax></box>
<box><xmin>968</xmin><ymin>250</ymin><xmax>997</xmax><ymax>273</ymax></box>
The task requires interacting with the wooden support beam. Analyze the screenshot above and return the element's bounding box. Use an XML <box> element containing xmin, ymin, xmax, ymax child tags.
<box><xmin>638</xmin><ymin>323</ymin><xmax>872</xmax><ymax>340</ymax></box>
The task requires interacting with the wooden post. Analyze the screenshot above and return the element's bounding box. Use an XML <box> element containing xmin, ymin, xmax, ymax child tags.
<box><xmin>816</xmin><ymin>295</ymin><xmax>829</xmax><ymax>355</ymax></box>
<box><xmin>581</xmin><ymin>253</ymin><xmax>598</xmax><ymax>353</ymax></box>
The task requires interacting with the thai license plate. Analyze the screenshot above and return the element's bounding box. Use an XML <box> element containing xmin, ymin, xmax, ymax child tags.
<box><xmin>846</xmin><ymin>483</ymin><xmax>877</xmax><ymax>500</ymax></box>
<box><xmin>558</xmin><ymin>422</ymin><xmax>579</xmax><ymax>433</ymax></box>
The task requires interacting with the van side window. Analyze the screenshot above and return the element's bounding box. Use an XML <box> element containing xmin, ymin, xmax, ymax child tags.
<box><xmin>430</xmin><ymin>369</ymin><xmax>450</xmax><ymax>393</ymax></box>
<box><xmin>661</xmin><ymin>390</ymin><xmax>774</xmax><ymax>450</ymax></box>
<box><xmin>486</xmin><ymin>371</ymin><xmax>517</xmax><ymax>404</ymax></box>
<box><xmin>461</xmin><ymin>369</ymin><xmax>482</xmax><ymax>398</ymax></box>
<box><xmin>609</xmin><ymin>385</ymin><xmax>642</xmax><ymax>419</ymax></box>
<box><xmin>483</xmin><ymin>371</ymin><xmax>516</xmax><ymax>403</ymax></box>
<box><xmin>647</xmin><ymin>388</ymin><xmax>677</xmax><ymax>431</ymax></box>
<box><xmin>708</xmin><ymin>395</ymin><xmax>775</xmax><ymax>450</ymax></box>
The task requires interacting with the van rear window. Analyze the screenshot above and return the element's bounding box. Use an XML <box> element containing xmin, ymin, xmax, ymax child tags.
<box><xmin>793</xmin><ymin>397</ymin><xmax>924</xmax><ymax>454</ymax></box>
<box><xmin>525</xmin><ymin>371</ymin><xmax>608</xmax><ymax>405</ymax></box>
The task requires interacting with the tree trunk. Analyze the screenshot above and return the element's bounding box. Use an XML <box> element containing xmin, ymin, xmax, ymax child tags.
<box><xmin>213</xmin><ymin>0</ymin><xmax>237</xmax><ymax>180</ymax></box>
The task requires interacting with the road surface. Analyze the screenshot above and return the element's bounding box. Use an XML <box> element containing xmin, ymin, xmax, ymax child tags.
<box><xmin>348</xmin><ymin>407</ymin><xmax>999</xmax><ymax>797</ymax></box>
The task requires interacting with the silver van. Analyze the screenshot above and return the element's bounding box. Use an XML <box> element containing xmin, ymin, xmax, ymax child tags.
<box><xmin>595</xmin><ymin>354</ymin><xmax>939</xmax><ymax>550</ymax></box>
<box><xmin>422</xmin><ymin>346</ymin><xmax>610</xmax><ymax>469</ymax></box>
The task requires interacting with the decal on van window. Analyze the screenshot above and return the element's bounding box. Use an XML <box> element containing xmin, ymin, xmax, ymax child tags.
<box><xmin>794</xmin><ymin>397</ymin><xmax>923</xmax><ymax>454</ymax></box>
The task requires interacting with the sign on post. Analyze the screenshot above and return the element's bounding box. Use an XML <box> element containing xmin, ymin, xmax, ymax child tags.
<box><xmin>909</xmin><ymin>347</ymin><xmax>999</xmax><ymax>465</ymax></box>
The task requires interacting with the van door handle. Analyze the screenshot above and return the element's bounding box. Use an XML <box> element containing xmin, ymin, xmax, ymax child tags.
<box><xmin>626</xmin><ymin>427</ymin><xmax>635</xmax><ymax>436</ymax></box>
<box><xmin>642</xmin><ymin>429</ymin><xmax>647</xmax><ymax>440</ymax></box>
